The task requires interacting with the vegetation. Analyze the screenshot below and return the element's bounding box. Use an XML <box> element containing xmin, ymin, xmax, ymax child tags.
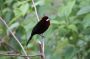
<box><xmin>0</xmin><ymin>0</ymin><xmax>90</xmax><ymax>59</ymax></box>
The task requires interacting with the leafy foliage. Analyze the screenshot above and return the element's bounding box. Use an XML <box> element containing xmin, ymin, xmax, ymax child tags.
<box><xmin>0</xmin><ymin>0</ymin><xmax>90</xmax><ymax>59</ymax></box>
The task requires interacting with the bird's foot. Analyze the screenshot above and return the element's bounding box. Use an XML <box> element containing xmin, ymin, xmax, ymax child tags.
<box><xmin>40</xmin><ymin>34</ymin><xmax>45</xmax><ymax>38</ymax></box>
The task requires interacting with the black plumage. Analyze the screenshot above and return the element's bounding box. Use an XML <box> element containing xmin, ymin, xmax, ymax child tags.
<box><xmin>26</xmin><ymin>16</ymin><xmax>50</xmax><ymax>46</ymax></box>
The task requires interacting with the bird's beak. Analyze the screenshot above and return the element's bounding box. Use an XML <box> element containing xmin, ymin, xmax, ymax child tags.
<box><xmin>46</xmin><ymin>18</ymin><xmax>50</xmax><ymax>21</ymax></box>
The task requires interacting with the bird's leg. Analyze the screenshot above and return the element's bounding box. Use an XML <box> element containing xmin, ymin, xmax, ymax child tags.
<box><xmin>40</xmin><ymin>34</ymin><xmax>45</xmax><ymax>38</ymax></box>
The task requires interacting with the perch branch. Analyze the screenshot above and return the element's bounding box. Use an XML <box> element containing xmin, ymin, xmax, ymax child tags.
<box><xmin>31</xmin><ymin>0</ymin><xmax>45</xmax><ymax>59</ymax></box>
<box><xmin>38</xmin><ymin>40</ymin><xmax>45</xmax><ymax>59</ymax></box>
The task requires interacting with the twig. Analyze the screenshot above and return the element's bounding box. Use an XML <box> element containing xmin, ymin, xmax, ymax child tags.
<box><xmin>0</xmin><ymin>17</ymin><xmax>29</xmax><ymax>59</ymax></box>
<box><xmin>0</xmin><ymin>53</ymin><xmax>41</xmax><ymax>57</ymax></box>
<box><xmin>31</xmin><ymin>0</ymin><xmax>40</xmax><ymax>21</ymax></box>
<box><xmin>38</xmin><ymin>40</ymin><xmax>45</xmax><ymax>59</ymax></box>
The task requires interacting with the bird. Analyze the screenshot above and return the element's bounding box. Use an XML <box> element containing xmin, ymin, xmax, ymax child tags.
<box><xmin>26</xmin><ymin>16</ymin><xmax>50</xmax><ymax>46</ymax></box>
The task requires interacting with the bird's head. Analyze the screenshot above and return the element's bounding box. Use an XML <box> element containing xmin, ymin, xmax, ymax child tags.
<box><xmin>42</xmin><ymin>16</ymin><xmax>50</xmax><ymax>21</ymax></box>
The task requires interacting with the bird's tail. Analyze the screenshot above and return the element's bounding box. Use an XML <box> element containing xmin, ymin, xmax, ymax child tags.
<box><xmin>26</xmin><ymin>34</ymin><xmax>33</xmax><ymax>46</ymax></box>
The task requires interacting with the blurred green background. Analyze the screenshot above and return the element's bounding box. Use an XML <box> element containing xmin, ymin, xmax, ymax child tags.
<box><xmin>0</xmin><ymin>0</ymin><xmax>90</xmax><ymax>59</ymax></box>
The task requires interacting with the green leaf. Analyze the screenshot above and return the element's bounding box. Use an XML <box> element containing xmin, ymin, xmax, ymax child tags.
<box><xmin>19</xmin><ymin>3</ymin><xmax>29</xmax><ymax>16</ymax></box>
<box><xmin>51</xmin><ymin>20</ymin><xmax>60</xmax><ymax>25</ymax></box>
<box><xmin>14</xmin><ymin>8</ymin><xmax>22</xmax><ymax>17</ymax></box>
<box><xmin>67</xmin><ymin>24</ymin><xmax>78</xmax><ymax>32</ymax></box>
<box><xmin>9</xmin><ymin>22</ymin><xmax>19</xmax><ymax>31</ymax></box>
<box><xmin>77</xmin><ymin>6</ymin><xmax>90</xmax><ymax>15</ymax></box>
<box><xmin>83</xmin><ymin>14</ymin><xmax>90</xmax><ymax>28</ymax></box>
<box><xmin>63</xmin><ymin>46</ymin><xmax>76</xmax><ymax>59</ymax></box>
<box><xmin>58</xmin><ymin>0</ymin><xmax>75</xmax><ymax>17</ymax></box>
<box><xmin>13</xmin><ymin>2</ymin><xmax>29</xmax><ymax>16</ymax></box>
<box><xmin>3</xmin><ymin>8</ymin><xmax>14</xmax><ymax>22</ymax></box>
<box><xmin>16</xmin><ymin>25</ymin><xmax>26</xmax><ymax>42</ymax></box>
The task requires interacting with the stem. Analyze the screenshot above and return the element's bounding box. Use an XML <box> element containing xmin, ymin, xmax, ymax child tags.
<box><xmin>0</xmin><ymin>17</ymin><xmax>30</xmax><ymax>59</ymax></box>
<box><xmin>38</xmin><ymin>39</ymin><xmax>45</xmax><ymax>59</ymax></box>
<box><xmin>31</xmin><ymin>0</ymin><xmax>40</xmax><ymax>21</ymax></box>
<box><xmin>0</xmin><ymin>53</ymin><xmax>41</xmax><ymax>57</ymax></box>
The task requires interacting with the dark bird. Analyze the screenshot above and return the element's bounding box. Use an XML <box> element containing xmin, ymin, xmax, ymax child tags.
<box><xmin>26</xmin><ymin>16</ymin><xmax>50</xmax><ymax>46</ymax></box>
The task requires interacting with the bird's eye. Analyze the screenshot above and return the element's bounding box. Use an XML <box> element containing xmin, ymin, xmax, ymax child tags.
<box><xmin>46</xmin><ymin>19</ymin><xmax>49</xmax><ymax>21</ymax></box>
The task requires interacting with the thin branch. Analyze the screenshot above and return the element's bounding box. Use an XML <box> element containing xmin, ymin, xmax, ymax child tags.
<box><xmin>0</xmin><ymin>17</ymin><xmax>29</xmax><ymax>59</ymax></box>
<box><xmin>38</xmin><ymin>38</ymin><xmax>45</xmax><ymax>59</ymax></box>
<box><xmin>0</xmin><ymin>53</ymin><xmax>41</xmax><ymax>57</ymax></box>
<box><xmin>31</xmin><ymin>0</ymin><xmax>40</xmax><ymax>21</ymax></box>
